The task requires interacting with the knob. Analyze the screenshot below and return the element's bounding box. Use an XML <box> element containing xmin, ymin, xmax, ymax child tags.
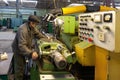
<box><xmin>103</xmin><ymin>26</ymin><xmax>110</xmax><ymax>31</ymax></box>
<box><xmin>85</xmin><ymin>28</ymin><xmax>87</xmax><ymax>30</ymax></box>
<box><xmin>85</xmin><ymin>19</ymin><xmax>87</xmax><ymax>21</ymax></box>
<box><xmin>94</xmin><ymin>26</ymin><xmax>100</xmax><ymax>30</ymax></box>
<box><xmin>91</xmin><ymin>29</ymin><xmax>94</xmax><ymax>32</ymax></box>
<box><xmin>91</xmin><ymin>18</ymin><xmax>93</xmax><ymax>21</ymax></box>
<box><xmin>87</xmin><ymin>33</ymin><xmax>89</xmax><ymax>36</ymax></box>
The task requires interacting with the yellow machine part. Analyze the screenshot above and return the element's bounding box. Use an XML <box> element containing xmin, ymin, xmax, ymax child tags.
<box><xmin>62</xmin><ymin>5</ymin><xmax>86</xmax><ymax>15</ymax></box>
<box><xmin>62</xmin><ymin>5</ymin><xmax>116</xmax><ymax>15</ymax></box>
<box><xmin>100</xmin><ymin>6</ymin><xmax>116</xmax><ymax>11</ymax></box>
<box><xmin>75</xmin><ymin>41</ymin><xmax>95</xmax><ymax>66</ymax></box>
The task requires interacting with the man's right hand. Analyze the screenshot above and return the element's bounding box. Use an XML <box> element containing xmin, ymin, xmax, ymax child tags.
<box><xmin>32</xmin><ymin>51</ymin><xmax>38</xmax><ymax>60</ymax></box>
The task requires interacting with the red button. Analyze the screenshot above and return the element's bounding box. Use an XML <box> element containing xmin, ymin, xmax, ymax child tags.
<box><xmin>88</xmin><ymin>38</ymin><xmax>93</xmax><ymax>42</ymax></box>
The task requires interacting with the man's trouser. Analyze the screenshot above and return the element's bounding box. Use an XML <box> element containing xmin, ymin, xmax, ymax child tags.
<box><xmin>14</xmin><ymin>53</ymin><xmax>25</xmax><ymax>80</ymax></box>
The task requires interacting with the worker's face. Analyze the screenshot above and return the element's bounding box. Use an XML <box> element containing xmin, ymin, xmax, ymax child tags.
<box><xmin>30</xmin><ymin>22</ymin><xmax>38</xmax><ymax>28</ymax></box>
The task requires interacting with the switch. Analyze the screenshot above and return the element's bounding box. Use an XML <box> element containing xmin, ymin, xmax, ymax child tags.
<box><xmin>98</xmin><ymin>32</ymin><xmax>105</xmax><ymax>42</ymax></box>
<box><xmin>103</xmin><ymin>26</ymin><xmax>110</xmax><ymax>31</ymax></box>
<box><xmin>91</xmin><ymin>18</ymin><xmax>93</xmax><ymax>21</ymax></box>
<box><xmin>85</xmin><ymin>28</ymin><xmax>87</xmax><ymax>30</ymax></box>
<box><xmin>90</xmin><ymin>33</ymin><xmax>93</xmax><ymax>37</ymax></box>
<box><xmin>85</xmin><ymin>37</ymin><xmax>88</xmax><ymax>40</ymax></box>
<box><xmin>80</xmin><ymin>19</ymin><xmax>83</xmax><ymax>21</ymax></box>
<box><xmin>85</xmin><ymin>19</ymin><xmax>87</xmax><ymax>21</ymax></box>
<box><xmin>91</xmin><ymin>29</ymin><xmax>94</xmax><ymax>32</ymax></box>
<box><xmin>88</xmin><ymin>38</ymin><xmax>93</xmax><ymax>42</ymax></box>
<box><xmin>87</xmin><ymin>28</ymin><xmax>90</xmax><ymax>31</ymax></box>
<box><xmin>94</xmin><ymin>26</ymin><xmax>100</xmax><ymax>30</ymax></box>
<box><xmin>87</xmin><ymin>33</ymin><xmax>89</xmax><ymax>36</ymax></box>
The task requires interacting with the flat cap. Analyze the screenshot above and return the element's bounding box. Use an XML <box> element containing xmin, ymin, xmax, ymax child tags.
<box><xmin>28</xmin><ymin>15</ymin><xmax>40</xmax><ymax>23</ymax></box>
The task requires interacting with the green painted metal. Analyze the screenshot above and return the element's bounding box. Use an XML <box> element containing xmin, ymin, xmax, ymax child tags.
<box><xmin>42</xmin><ymin>59</ymin><xmax>55</xmax><ymax>71</ymax></box>
<box><xmin>39</xmin><ymin>69</ymin><xmax>76</xmax><ymax>80</ymax></box>
<box><xmin>0</xmin><ymin>75</ymin><xmax>8</xmax><ymax>80</ymax></box>
<box><xmin>48</xmin><ymin>22</ymin><xmax>53</xmax><ymax>33</ymax></box>
<box><xmin>30</xmin><ymin>38</ymin><xmax>77</xmax><ymax>80</ymax></box>
<box><xmin>37</xmin><ymin>38</ymin><xmax>77</xmax><ymax>64</ymax></box>
<box><xmin>13</xmin><ymin>26</ymin><xmax>18</xmax><ymax>32</ymax></box>
<box><xmin>59</xmin><ymin>16</ymin><xmax>75</xmax><ymax>34</ymax></box>
<box><xmin>30</xmin><ymin>62</ymin><xmax>76</xmax><ymax>80</ymax></box>
<box><xmin>60</xmin><ymin>32</ymin><xmax>80</xmax><ymax>51</ymax></box>
<box><xmin>30</xmin><ymin>67</ymin><xmax>40</xmax><ymax>80</ymax></box>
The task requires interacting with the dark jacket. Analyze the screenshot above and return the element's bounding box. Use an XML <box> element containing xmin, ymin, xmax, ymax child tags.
<box><xmin>12</xmin><ymin>22</ymin><xmax>45</xmax><ymax>57</ymax></box>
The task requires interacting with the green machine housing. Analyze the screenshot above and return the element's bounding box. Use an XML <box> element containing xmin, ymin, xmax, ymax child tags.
<box><xmin>30</xmin><ymin>38</ymin><xmax>76</xmax><ymax>80</ymax></box>
<box><xmin>58</xmin><ymin>16</ymin><xmax>80</xmax><ymax>51</ymax></box>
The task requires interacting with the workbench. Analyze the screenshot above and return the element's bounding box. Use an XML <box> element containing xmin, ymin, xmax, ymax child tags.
<box><xmin>0</xmin><ymin>53</ymin><xmax>13</xmax><ymax>80</ymax></box>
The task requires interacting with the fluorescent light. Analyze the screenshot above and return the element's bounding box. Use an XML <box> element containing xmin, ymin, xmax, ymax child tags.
<box><xmin>3</xmin><ymin>0</ymin><xmax>9</xmax><ymax>4</ymax></box>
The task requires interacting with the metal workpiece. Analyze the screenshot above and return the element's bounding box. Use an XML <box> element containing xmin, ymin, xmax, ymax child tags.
<box><xmin>50</xmin><ymin>50</ymin><xmax>67</xmax><ymax>69</ymax></box>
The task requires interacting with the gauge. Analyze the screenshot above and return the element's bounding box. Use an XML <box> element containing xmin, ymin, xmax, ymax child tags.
<box><xmin>104</xmin><ymin>13</ymin><xmax>112</xmax><ymax>22</ymax></box>
<box><xmin>94</xmin><ymin>14</ymin><xmax>102</xmax><ymax>23</ymax></box>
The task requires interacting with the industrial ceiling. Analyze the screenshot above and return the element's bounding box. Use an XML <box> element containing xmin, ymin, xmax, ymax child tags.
<box><xmin>0</xmin><ymin>0</ymin><xmax>38</xmax><ymax>8</ymax></box>
<box><xmin>0</xmin><ymin>0</ymin><xmax>120</xmax><ymax>9</ymax></box>
<box><xmin>36</xmin><ymin>0</ymin><xmax>78</xmax><ymax>9</ymax></box>
<box><xmin>36</xmin><ymin>0</ymin><xmax>120</xmax><ymax>9</ymax></box>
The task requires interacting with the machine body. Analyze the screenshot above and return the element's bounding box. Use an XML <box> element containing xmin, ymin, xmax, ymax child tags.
<box><xmin>31</xmin><ymin>5</ymin><xmax>118</xmax><ymax>80</ymax></box>
<box><xmin>30</xmin><ymin>38</ymin><xmax>76</xmax><ymax>80</ymax></box>
<box><xmin>78</xmin><ymin>10</ymin><xmax>120</xmax><ymax>80</ymax></box>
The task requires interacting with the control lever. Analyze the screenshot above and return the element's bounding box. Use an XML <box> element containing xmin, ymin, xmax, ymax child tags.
<box><xmin>42</xmin><ymin>31</ymin><xmax>53</xmax><ymax>40</ymax></box>
<box><xmin>42</xmin><ymin>13</ymin><xmax>55</xmax><ymax>22</ymax></box>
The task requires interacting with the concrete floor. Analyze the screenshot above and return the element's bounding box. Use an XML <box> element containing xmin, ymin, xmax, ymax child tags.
<box><xmin>0</xmin><ymin>30</ymin><xmax>15</xmax><ymax>53</ymax></box>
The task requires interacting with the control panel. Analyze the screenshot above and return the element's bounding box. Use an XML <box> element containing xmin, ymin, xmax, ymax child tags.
<box><xmin>78</xmin><ymin>10</ymin><xmax>120</xmax><ymax>52</ymax></box>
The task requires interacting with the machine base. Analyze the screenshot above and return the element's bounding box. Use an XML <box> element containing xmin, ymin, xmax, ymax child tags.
<box><xmin>40</xmin><ymin>73</ymin><xmax>75</xmax><ymax>80</ymax></box>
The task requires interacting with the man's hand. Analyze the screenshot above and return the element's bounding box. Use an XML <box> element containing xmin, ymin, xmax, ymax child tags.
<box><xmin>32</xmin><ymin>51</ymin><xmax>38</xmax><ymax>60</ymax></box>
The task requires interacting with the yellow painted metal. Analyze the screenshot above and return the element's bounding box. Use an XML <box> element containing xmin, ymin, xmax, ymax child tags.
<box><xmin>115</xmin><ymin>10</ymin><xmax>120</xmax><ymax>53</ymax></box>
<box><xmin>95</xmin><ymin>46</ymin><xmax>120</xmax><ymax>80</ymax></box>
<box><xmin>62</xmin><ymin>5</ymin><xmax>86</xmax><ymax>15</ymax></box>
<box><xmin>95</xmin><ymin>46</ymin><xmax>109</xmax><ymax>80</ymax></box>
<box><xmin>109</xmin><ymin>53</ymin><xmax>120</xmax><ymax>80</ymax></box>
<box><xmin>95</xmin><ymin>10</ymin><xmax>120</xmax><ymax>80</ymax></box>
<box><xmin>100</xmin><ymin>6</ymin><xmax>116</xmax><ymax>11</ymax></box>
<box><xmin>62</xmin><ymin>5</ymin><xmax>116</xmax><ymax>15</ymax></box>
<box><xmin>75</xmin><ymin>41</ymin><xmax>95</xmax><ymax>66</ymax></box>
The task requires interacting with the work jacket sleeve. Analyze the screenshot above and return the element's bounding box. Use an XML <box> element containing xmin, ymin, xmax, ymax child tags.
<box><xmin>18</xmin><ymin>28</ymin><xmax>32</xmax><ymax>56</ymax></box>
<box><xmin>32</xmin><ymin>27</ymin><xmax>46</xmax><ymax>39</ymax></box>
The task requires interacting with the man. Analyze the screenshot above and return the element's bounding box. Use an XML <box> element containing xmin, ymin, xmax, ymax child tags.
<box><xmin>12</xmin><ymin>15</ymin><xmax>46</xmax><ymax>80</ymax></box>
